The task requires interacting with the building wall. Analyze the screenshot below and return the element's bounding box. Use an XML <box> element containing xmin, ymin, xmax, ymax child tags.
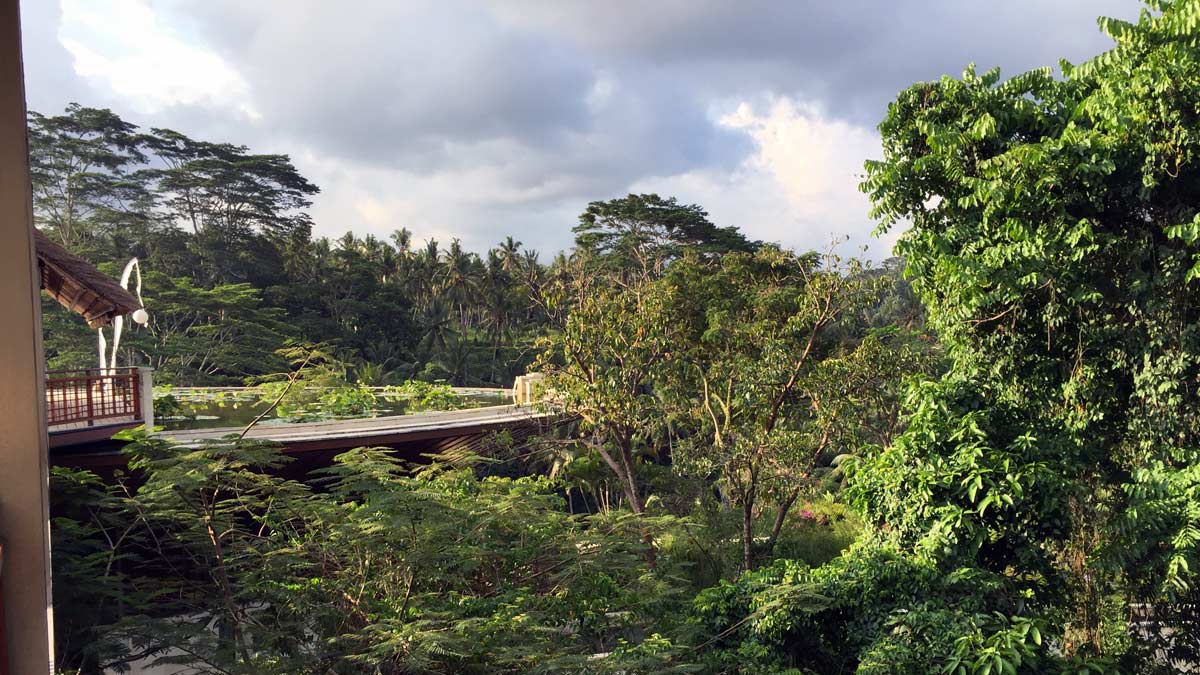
<box><xmin>0</xmin><ymin>0</ymin><xmax>56</xmax><ymax>670</ymax></box>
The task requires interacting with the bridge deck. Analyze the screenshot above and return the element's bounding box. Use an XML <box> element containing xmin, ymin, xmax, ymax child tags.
<box><xmin>52</xmin><ymin>404</ymin><xmax>556</xmax><ymax>472</ymax></box>
<box><xmin>154</xmin><ymin>404</ymin><xmax>552</xmax><ymax>448</ymax></box>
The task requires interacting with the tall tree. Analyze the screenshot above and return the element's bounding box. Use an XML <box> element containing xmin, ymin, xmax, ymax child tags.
<box><xmin>123</xmin><ymin>271</ymin><xmax>290</xmax><ymax>383</ymax></box>
<box><xmin>497</xmin><ymin>235</ymin><xmax>523</xmax><ymax>273</ymax></box>
<box><xmin>658</xmin><ymin>247</ymin><xmax>886</xmax><ymax>569</ymax></box>
<box><xmin>812</xmin><ymin>1</ymin><xmax>1200</xmax><ymax>669</ymax></box>
<box><xmin>573</xmin><ymin>193</ymin><xmax>758</xmax><ymax>277</ymax></box>
<box><xmin>536</xmin><ymin>253</ymin><xmax>676</xmax><ymax>566</ymax></box>
<box><xmin>144</xmin><ymin>128</ymin><xmax>318</xmax><ymax>238</ymax></box>
<box><xmin>27</xmin><ymin>104</ymin><xmax>153</xmax><ymax>251</ymax></box>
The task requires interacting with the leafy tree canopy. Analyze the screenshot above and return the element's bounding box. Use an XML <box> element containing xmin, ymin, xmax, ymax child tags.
<box><xmin>731</xmin><ymin>1</ymin><xmax>1200</xmax><ymax>671</ymax></box>
<box><xmin>573</xmin><ymin>193</ymin><xmax>758</xmax><ymax>275</ymax></box>
<box><xmin>662</xmin><ymin>2</ymin><xmax>1200</xmax><ymax>672</ymax></box>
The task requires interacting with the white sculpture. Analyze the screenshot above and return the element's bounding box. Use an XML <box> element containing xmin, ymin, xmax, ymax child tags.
<box><xmin>98</xmin><ymin>257</ymin><xmax>149</xmax><ymax>375</ymax></box>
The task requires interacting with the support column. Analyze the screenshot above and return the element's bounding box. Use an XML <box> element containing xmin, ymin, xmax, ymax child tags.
<box><xmin>0</xmin><ymin>0</ymin><xmax>56</xmax><ymax>671</ymax></box>
<box><xmin>139</xmin><ymin>366</ymin><xmax>154</xmax><ymax>431</ymax></box>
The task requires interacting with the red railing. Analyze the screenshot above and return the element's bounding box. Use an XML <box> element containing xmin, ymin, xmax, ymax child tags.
<box><xmin>45</xmin><ymin>367</ymin><xmax>142</xmax><ymax>429</ymax></box>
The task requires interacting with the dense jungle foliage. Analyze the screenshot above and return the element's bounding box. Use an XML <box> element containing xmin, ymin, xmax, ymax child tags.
<box><xmin>31</xmin><ymin>104</ymin><xmax>557</xmax><ymax>386</ymax></box>
<box><xmin>47</xmin><ymin>1</ymin><xmax>1200</xmax><ymax>673</ymax></box>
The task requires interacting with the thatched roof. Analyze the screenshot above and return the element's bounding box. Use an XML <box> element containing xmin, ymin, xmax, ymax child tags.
<box><xmin>35</xmin><ymin>230</ymin><xmax>141</xmax><ymax>328</ymax></box>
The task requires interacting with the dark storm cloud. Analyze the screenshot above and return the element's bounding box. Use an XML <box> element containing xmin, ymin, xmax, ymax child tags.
<box><xmin>158</xmin><ymin>0</ymin><xmax>749</xmax><ymax>174</ymax></box>
<box><xmin>492</xmin><ymin>0</ymin><xmax>1141</xmax><ymax>124</ymax></box>
<box><xmin>19</xmin><ymin>0</ymin><xmax>1146</xmax><ymax>253</ymax></box>
<box><xmin>149</xmin><ymin>0</ymin><xmax>1140</xmax><ymax>178</ymax></box>
<box><xmin>196</xmin><ymin>5</ymin><xmax>592</xmax><ymax>165</ymax></box>
<box><xmin>139</xmin><ymin>0</ymin><xmax>758</xmax><ymax>218</ymax></box>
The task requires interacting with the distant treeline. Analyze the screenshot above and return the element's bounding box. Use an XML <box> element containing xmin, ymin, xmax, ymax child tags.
<box><xmin>31</xmin><ymin>104</ymin><xmax>565</xmax><ymax>386</ymax></box>
<box><xmin>31</xmin><ymin>104</ymin><xmax>917</xmax><ymax>388</ymax></box>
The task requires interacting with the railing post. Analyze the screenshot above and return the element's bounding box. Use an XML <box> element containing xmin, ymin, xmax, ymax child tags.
<box><xmin>85</xmin><ymin>371</ymin><xmax>94</xmax><ymax>428</ymax></box>
<box><xmin>139</xmin><ymin>367</ymin><xmax>154</xmax><ymax>431</ymax></box>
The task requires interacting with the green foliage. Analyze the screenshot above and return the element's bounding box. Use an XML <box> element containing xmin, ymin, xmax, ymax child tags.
<box><xmin>537</xmin><ymin>239</ymin><xmax>928</xmax><ymax>575</ymax></box>
<box><xmin>253</xmin><ymin>345</ymin><xmax>378</xmax><ymax>421</ymax></box>
<box><xmin>657</xmin><ymin>246</ymin><xmax>918</xmax><ymax>570</ymax></box>
<box><xmin>536</xmin><ymin>252</ymin><xmax>676</xmax><ymax>528</ymax></box>
<box><xmin>253</xmin><ymin>346</ymin><xmax>469</xmax><ymax>421</ymax></box>
<box><xmin>27</xmin><ymin>103</ymin><xmax>150</xmax><ymax>253</ymax></box>
<box><xmin>685</xmin><ymin>2</ymin><xmax>1200</xmax><ymax>672</ymax></box>
<box><xmin>152</xmin><ymin>384</ymin><xmax>184</xmax><ymax>419</ymax></box>
<box><xmin>40</xmin><ymin>296</ymin><xmax>98</xmax><ymax>372</ymax></box>
<box><xmin>799</xmin><ymin>0</ymin><xmax>1200</xmax><ymax>670</ymax></box>
<box><xmin>384</xmin><ymin>379</ymin><xmax>463</xmax><ymax>412</ymax></box>
<box><xmin>573</xmin><ymin>193</ymin><xmax>758</xmax><ymax>275</ymax></box>
<box><xmin>691</xmin><ymin>548</ymin><xmax>1052</xmax><ymax>675</ymax></box>
<box><xmin>52</xmin><ymin>439</ymin><xmax>695</xmax><ymax>674</ymax></box>
<box><xmin>49</xmin><ymin>467</ymin><xmax>140</xmax><ymax>672</ymax></box>
<box><xmin>133</xmin><ymin>271</ymin><xmax>291</xmax><ymax>382</ymax></box>
<box><xmin>141</xmin><ymin>127</ymin><xmax>318</xmax><ymax>240</ymax></box>
<box><xmin>769</xmin><ymin>497</ymin><xmax>861</xmax><ymax>568</ymax></box>
<box><xmin>30</xmin><ymin>104</ymin><xmax>551</xmax><ymax>387</ymax></box>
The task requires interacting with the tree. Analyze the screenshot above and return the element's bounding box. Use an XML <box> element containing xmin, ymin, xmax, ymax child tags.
<box><xmin>28</xmin><ymin>102</ymin><xmax>554</xmax><ymax>389</ymax></box>
<box><xmin>51</xmin><ymin>439</ymin><xmax>684</xmax><ymax>674</ymax></box>
<box><xmin>123</xmin><ymin>271</ymin><xmax>291</xmax><ymax>383</ymax></box>
<box><xmin>144</xmin><ymin>128</ymin><xmax>318</xmax><ymax>238</ymax></box>
<box><xmin>657</xmin><ymin>247</ymin><xmax>886</xmax><ymax>570</ymax></box>
<box><xmin>482</xmin><ymin>249</ymin><xmax>516</xmax><ymax>382</ymax></box>
<box><xmin>439</xmin><ymin>237</ymin><xmax>480</xmax><ymax>326</ymax></box>
<box><xmin>826</xmin><ymin>1</ymin><xmax>1200</xmax><ymax>669</ymax></box>
<box><xmin>27</xmin><ymin>103</ymin><xmax>153</xmax><ymax>251</ymax></box>
<box><xmin>141</xmin><ymin>128</ymin><xmax>318</xmax><ymax>286</ymax></box>
<box><xmin>573</xmin><ymin>193</ymin><xmax>758</xmax><ymax>277</ymax></box>
<box><xmin>497</xmin><ymin>235</ymin><xmax>523</xmax><ymax>272</ymax></box>
<box><xmin>536</xmin><ymin>253</ymin><xmax>676</xmax><ymax>566</ymax></box>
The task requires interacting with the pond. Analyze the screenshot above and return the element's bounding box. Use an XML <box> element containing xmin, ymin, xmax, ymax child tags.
<box><xmin>157</xmin><ymin>387</ymin><xmax>511</xmax><ymax>431</ymax></box>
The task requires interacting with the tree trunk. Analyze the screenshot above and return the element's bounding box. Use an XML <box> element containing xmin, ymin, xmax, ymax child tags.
<box><xmin>764</xmin><ymin>486</ymin><xmax>803</xmax><ymax>558</ymax></box>
<box><xmin>490</xmin><ymin>335</ymin><xmax>499</xmax><ymax>384</ymax></box>
<box><xmin>594</xmin><ymin>431</ymin><xmax>657</xmax><ymax>569</ymax></box>
<box><xmin>618</xmin><ymin>452</ymin><xmax>658</xmax><ymax>570</ymax></box>
<box><xmin>204</xmin><ymin>510</ymin><xmax>250</xmax><ymax>665</ymax></box>
<box><xmin>737</xmin><ymin>461</ymin><xmax>760</xmax><ymax>571</ymax></box>
<box><xmin>742</xmin><ymin>497</ymin><xmax>755</xmax><ymax>571</ymax></box>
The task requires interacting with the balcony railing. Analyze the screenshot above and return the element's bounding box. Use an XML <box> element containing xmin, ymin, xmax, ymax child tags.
<box><xmin>46</xmin><ymin>367</ymin><xmax>150</xmax><ymax>433</ymax></box>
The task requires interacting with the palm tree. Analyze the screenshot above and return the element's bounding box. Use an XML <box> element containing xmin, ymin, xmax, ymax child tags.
<box><xmin>360</xmin><ymin>337</ymin><xmax>412</xmax><ymax>382</ymax></box>
<box><xmin>390</xmin><ymin>227</ymin><xmax>412</xmax><ymax>256</ymax></box>
<box><xmin>431</xmin><ymin>332</ymin><xmax>475</xmax><ymax>386</ymax></box>
<box><xmin>521</xmin><ymin>248</ymin><xmax>540</xmax><ymax>271</ymax></box>
<box><xmin>498</xmin><ymin>236</ymin><xmax>522</xmax><ymax>273</ymax></box>
<box><xmin>439</xmin><ymin>238</ymin><xmax>480</xmax><ymax>328</ymax></box>
<box><xmin>407</xmin><ymin>238</ymin><xmax>441</xmax><ymax>310</ymax></box>
<box><xmin>414</xmin><ymin>299</ymin><xmax>457</xmax><ymax>366</ymax></box>
<box><xmin>358</xmin><ymin>233</ymin><xmax>396</xmax><ymax>284</ymax></box>
<box><xmin>481</xmin><ymin>250</ymin><xmax>515</xmax><ymax>383</ymax></box>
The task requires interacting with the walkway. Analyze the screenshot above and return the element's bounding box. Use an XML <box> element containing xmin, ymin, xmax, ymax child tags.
<box><xmin>154</xmin><ymin>403</ymin><xmax>553</xmax><ymax>450</ymax></box>
<box><xmin>52</xmin><ymin>402</ymin><xmax>559</xmax><ymax>472</ymax></box>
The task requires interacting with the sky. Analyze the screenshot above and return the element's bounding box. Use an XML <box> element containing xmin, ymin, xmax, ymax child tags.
<box><xmin>20</xmin><ymin>0</ymin><xmax>1141</xmax><ymax>259</ymax></box>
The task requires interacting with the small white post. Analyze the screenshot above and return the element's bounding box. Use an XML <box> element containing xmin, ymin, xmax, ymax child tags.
<box><xmin>512</xmin><ymin>374</ymin><xmax>525</xmax><ymax>405</ymax></box>
<box><xmin>139</xmin><ymin>366</ymin><xmax>154</xmax><ymax>430</ymax></box>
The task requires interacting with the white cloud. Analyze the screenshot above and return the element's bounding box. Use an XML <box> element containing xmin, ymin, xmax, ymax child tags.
<box><xmin>37</xmin><ymin>3</ymin><xmax>1045</xmax><ymax>259</ymax></box>
<box><xmin>304</xmin><ymin>95</ymin><xmax>901</xmax><ymax>260</ymax></box>
<box><xmin>57</xmin><ymin>0</ymin><xmax>258</xmax><ymax>118</ymax></box>
<box><xmin>633</xmin><ymin>96</ymin><xmax>900</xmax><ymax>259</ymax></box>
<box><xmin>299</xmin><ymin>149</ymin><xmax>582</xmax><ymax>256</ymax></box>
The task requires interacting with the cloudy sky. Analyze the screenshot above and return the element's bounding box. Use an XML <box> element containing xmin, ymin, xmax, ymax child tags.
<box><xmin>20</xmin><ymin>0</ymin><xmax>1138</xmax><ymax>258</ymax></box>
